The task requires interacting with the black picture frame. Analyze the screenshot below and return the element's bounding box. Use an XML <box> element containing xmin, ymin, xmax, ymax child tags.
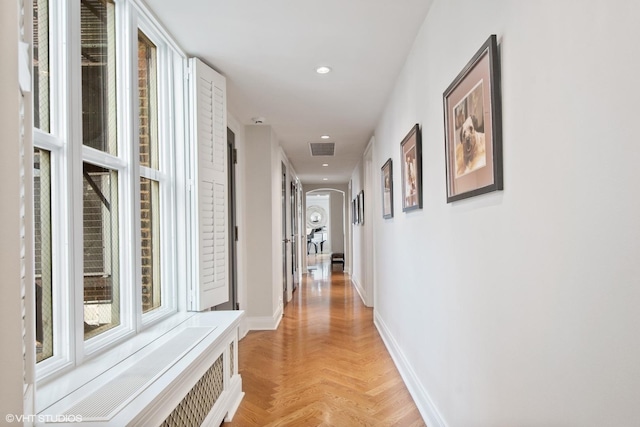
<box><xmin>352</xmin><ymin>198</ymin><xmax>357</xmax><ymax>224</ymax></box>
<box><xmin>400</xmin><ymin>124</ymin><xmax>422</xmax><ymax>212</ymax></box>
<box><xmin>381</xmin><ymin>158</ymin><xmax>393</xmax><ymax>219</ymax></box>
<box><xmin>443</xmin><ymin>34</ymin><xmax>503</xmax><ymax>203</ymax></box>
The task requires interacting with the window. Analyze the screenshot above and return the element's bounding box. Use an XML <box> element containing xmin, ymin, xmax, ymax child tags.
<box><xmin>82</xmin><ymin>163</ymin><xmax>120</xmax><ymax>339</ymax></box>
<box><xmin>33</xmin><ymin>0</ymin><xmax>50</xmax><ymax>132</ymax></box>
<box><xmin>32</xmin><ymin>0</ymin><xmax>182</xmax><ymax>379</ymax></box>
<box><xmin>138</xmin><ymin>31</ymin><xmax>162</xmax><ymax>313</ymax></box>
<box><xmin>33</xmin><ymin>0</ymin><xmax>60</xmax><ymax>368</ymax></box>
<box><xmin>140</xmin><ymin>177</ymin><xmax>161</xmax><ymax>312</ymax></box>
<box><xmin>81</xmin><ymin>0</ymin><xmax>122</xmax><ymax>341</ymax></box>
<box><xmin>81</xmin><ymin>0</ymin><xmax>117</xmax><ymax>155</ymax></box>
<box><xmin>34</xmin><ymin>148</ymin><xmax>53</xmax><ymax>362</ymax></box>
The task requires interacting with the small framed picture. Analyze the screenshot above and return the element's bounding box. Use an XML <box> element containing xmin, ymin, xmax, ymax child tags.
<box><xmin>443</xmin><ymin>34</ymin><xmax>503</xmax><ymax>202</ymax></box>
<box><xmin>352</xmin><ymin>198</ymin><xmax>357</xmax><ymax>224</ymax></box>
<box><xmin>400</xmin><ymin>124</ymin><xmax>422</xmax><ymax>212</ymax></box>
<box><xmin>358</xmin><ymin>190</ymin><xmax>364</xmax><ymax>225</ymax></box>
<box><xmin>381</xmin><ymin>158</ymin><xmax>393</xmax><ymax>219</ymax></box>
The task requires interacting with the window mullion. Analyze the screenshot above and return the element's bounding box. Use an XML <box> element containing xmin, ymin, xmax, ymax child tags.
<box><xmin>34</xmin><ymin>129</ymin><xmax>64</xmax><ymax>151</ymax></box>
<box><xmin>82</xmin><ymin>145</ymin><xmax>127</xmax><ymax>171</ymax></box>
<box><xmin>125</xmin><ymin>10</ymin><xmax>143</xmax><ymax>332</ymax></box>
<box><xmin>68</xmin><ymin>0</ymin><xmax>86</xmax><ymax>367</ymax></box>
<box><xmin>140</xmin><ymin>166</ymin><xmax>168</xmax><ymax>182</ymax></box>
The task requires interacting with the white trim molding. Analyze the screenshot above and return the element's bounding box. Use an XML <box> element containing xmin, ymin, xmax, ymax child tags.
<box><xmin>350</xmin><ymin>276</ymin><xmax>368</xmax><ymax>307</ymax></box>
<box><xmin>374</xmin><ymin>311</ymin><xmax>448</xmax><ymax>427</ymax></box>
<box><xmin>244</xmin><ymin>304</ymin><xmax>283</xmax><ymax>332</ymax></box>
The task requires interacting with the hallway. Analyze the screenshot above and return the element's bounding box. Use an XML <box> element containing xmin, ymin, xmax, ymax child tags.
<box><xmin>224</xmin><ymin>256</ymin><xmax>425</xmax><ymax>426</ymax></box>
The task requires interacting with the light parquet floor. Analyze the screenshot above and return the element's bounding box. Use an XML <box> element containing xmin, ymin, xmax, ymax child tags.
<box><xmin>223</xmin><ymin>255</ymin><xmax>426</xmax><ymax>427</ymax></box>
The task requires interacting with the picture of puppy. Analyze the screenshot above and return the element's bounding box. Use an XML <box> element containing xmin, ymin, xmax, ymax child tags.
<box><xmin>454</xmin><ymin>101</ymin><xmax>467</xmax><ymax>129</ymax></box>
<box><xmin>455</xmin><ymin>115</ymin><xmax>486</xmax><ymax>177</ymax></box>
<box><xmin>404</xmin><ymin>149</ymin><xmax>417</xmax><ymax>206</ymax></box>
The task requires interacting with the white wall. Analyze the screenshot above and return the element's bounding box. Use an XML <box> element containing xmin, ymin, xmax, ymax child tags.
<box><xmin>349</xmin><ymin>163</ymin><xmax>368</xmax><ymax>304</ymax></box>
<box><xmin>243</xmin><ymin>125</ymin><xmax>291</xmax><ymax>329</ymax></box>
<box><xmin>363</xmin><ymin>139</ymin><xmax>374</xmax><ymax>307</ymax></box>
<box><xmin>244</xmin><ymin>126</ymin><xmax>279</xmax><ymax>321</ymax></box>
<box><xmin>328</xmin><ymin>191</ymin><xmax>344</xmax><ymax>253</ymax></box>
<box><xmin>350</xmin><ymin>142</ymin><xmax>374</xmax><ymax>307</ymax></box>
<box><xmin>372</xmin><ymin>1</ymin><xmax>640</xmax><ymax>426</ymax></box>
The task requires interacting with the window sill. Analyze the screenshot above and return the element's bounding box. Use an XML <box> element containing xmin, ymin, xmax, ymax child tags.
<box><xmin>36</xmin><ymin>311</ymin><xmax>243</xmax><ymax>417</ymax></box>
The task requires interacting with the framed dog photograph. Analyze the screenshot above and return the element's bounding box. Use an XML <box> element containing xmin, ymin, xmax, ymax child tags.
<box><xmin>443</xmin><ymin>34</ymin><xmax>503</xmax><ymax>202</ymax></box>
<box><xmin>381</xmin><ymin>158</ymin><xmax>394</xmax><ymax>219</ymax></box>
<box><xmin>400</xmin><ymin>124</ymin><xmax>422</xmax><ymax>212</ymax></box>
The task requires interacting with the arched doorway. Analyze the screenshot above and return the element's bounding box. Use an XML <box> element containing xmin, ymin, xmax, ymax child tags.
<box><xmin>303</xmin><ymin>187</ymin><xmax>347</xmax><ymax>273</ymax></box>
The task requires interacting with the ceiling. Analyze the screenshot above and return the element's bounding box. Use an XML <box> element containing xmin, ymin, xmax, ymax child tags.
<box><xmin>144</xmin><ymin>0</ymin><xmax>433</xmax><ymax>184</ymax></box>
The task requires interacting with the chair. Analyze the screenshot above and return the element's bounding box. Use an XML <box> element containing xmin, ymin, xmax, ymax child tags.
<box><xmin>307</xmin><ymin>234</ymin><xmax>318</xmax><ymax>254</ymax></box>
<box><xmin>331</xmin><ymin>253</ymin><xmax>344</xmax><ymax>270</ymax></box>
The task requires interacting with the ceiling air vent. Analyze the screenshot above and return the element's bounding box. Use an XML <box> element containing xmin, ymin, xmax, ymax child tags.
<box><xmin>309</xmin><ymin>142</ymin><xmax>335</xmax><ymax>156</ymax></box>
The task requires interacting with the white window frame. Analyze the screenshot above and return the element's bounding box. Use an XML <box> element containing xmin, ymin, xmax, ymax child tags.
<box><xmin>77</xmin><ymin>0</ymin><xmax>134</xmax><ymax>361</ymax></box>
<box><xmin>135</xmin><ymin>14</ymin><xmax>178</xmax><ymax>328</ymax></box>
<box><xmin>35</xmin><ymin>0</ymin><xmax>182</xmax><ymax>381</ymax></box>
<box><xmin>33</xmin><ymin>0</ymin><xmax>73</xmax><ymax>381</ymax></box>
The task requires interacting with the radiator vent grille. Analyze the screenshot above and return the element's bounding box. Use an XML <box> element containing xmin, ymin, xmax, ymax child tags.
<box><xmin>309</xmin><ymin>142</ymin><xmax>335</xmax><ymax>156</ymax></box>
<box><xmin>230</xmin><ymin>341</ymin><xmax>235</xmax><ymax>374</ymax></box>
<box><xmin>160</xmin><ymin>354</ymin><xmax>224</xmax><ymax>427</ymax></box>
<box><xmin>63</xmin><ymin>327</ymin><xmax>211</xmax><ymax>420</ymax></box>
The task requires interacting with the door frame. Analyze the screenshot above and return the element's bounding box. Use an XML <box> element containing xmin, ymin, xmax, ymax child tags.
<box><xmin>281</xmin><ymin>161</ymin><xmax>288</xmax><ymax>306</ymax></box>
<box><xmin>290</xmin><ymin>179</ymin><xmax>300</xmax><ymax>292</ymax></box>
<box><xmin>213</xmin><ymin>128</ymin><xmax>237</xmax><ymax>311</ymax></box>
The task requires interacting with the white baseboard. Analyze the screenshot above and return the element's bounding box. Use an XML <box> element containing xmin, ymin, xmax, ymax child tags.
<box><xmin>245</xmin><ymin>304</ymin><xmax>283</xmax><ymax>331</ymax></box>
<box><xmin>351</xmin><ymin>276</ymin><xmax>367</xmax><ymax>305</ymax></box>
<box><xmin>351</xmin><ymin>276</ymin><xmax>368</xmax><ymax>306</ymax></box>
<box><xmin>224</xmin><ymin>375</ymin><xmax>244</xmax><ymax>422</ymax></box>
<box><xmin>239</xmin><ymin>321</ymin><xmax>249</xmax><ymax>339</ymax></box>
<box><xmin>374</xmin><ymin>311</ymin><xmax>447</xmax><ymax>427</ymax></box>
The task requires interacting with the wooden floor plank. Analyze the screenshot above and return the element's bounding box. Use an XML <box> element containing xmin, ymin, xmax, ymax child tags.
<box><xmin>223</xmin><ymin>256</ymin><xmax>426</xmax><ymax>426</ymax></box>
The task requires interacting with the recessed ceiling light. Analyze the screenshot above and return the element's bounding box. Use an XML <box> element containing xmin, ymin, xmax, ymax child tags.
<box><xmin>316</xmin><ymin>66</ymin><xmax>332</xmax><ymax>74</ymax></box>
<box><xmin>322</xmin><ymin>178</ymin><xmax>328</xmax><ymax>181</ymax></box>
<box><xmin>321</xmin><ymin>135</ymin><xmax>330</xmax><ymax>139</ymax></box>
<box><xmin>322</xmin><ymin>163</ymin><xmax>329</xmax><ymax>167</ymax></box>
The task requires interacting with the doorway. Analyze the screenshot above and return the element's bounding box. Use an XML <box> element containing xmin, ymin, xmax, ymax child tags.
<box><xmin>304</xmin><ymin>189</ymin><xmax>346</xmax><ymax>272</ymax></box>
<box><xmin>291</xmin><ymin>180</ymin><xmax>300</xmax><ymax>293</ymax></box>
<box><xmin>213</xmin><ymin>128</ymin><xmax>237</xmax><ymax>310</ymax></box>
<box><xmin>281</xmin><ymin>162</ymin><xmax>288</xmax><ymax>307</ymax></box>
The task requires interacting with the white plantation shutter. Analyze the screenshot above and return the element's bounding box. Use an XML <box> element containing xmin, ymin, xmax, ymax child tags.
<box><xmin>189</xmin><ymin>58</ymin><xmax>228</xmax><ymax>311</ymax></box>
